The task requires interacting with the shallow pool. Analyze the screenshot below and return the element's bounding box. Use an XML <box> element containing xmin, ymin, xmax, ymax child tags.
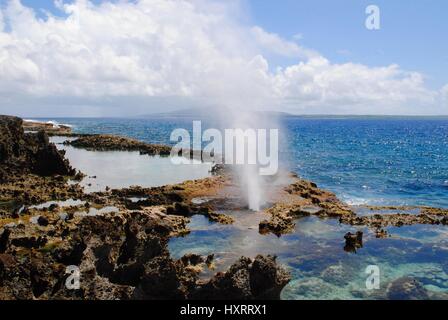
<box><xmin>169</xmin><ymin>212</ymin><xmax>448</xmax><ymax>300</ymax></box>
<box><xmin>51</xmin><ymin>137</ymin><xmax>212</xmax><ymax>192</ymax></box>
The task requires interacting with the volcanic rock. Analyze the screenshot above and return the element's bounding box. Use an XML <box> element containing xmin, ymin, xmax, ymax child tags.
<box><xmin>0</xmin><ymin>116</ymin><xmax>75</xmax><ymax>177</ymax></box>
<box><xmin>344</xmin><ymin>231</ymin><xmax>363</xmax><ymax>253</ymax></box>
<box><xmin>65</xmin><ymin>134</ymin><xmax>172</xmax><ymax>156</ymax></box>
<box><xmin>190</xmin><ymin>255</ymin><xmax>291</xmax><ymax>300</ymax></box>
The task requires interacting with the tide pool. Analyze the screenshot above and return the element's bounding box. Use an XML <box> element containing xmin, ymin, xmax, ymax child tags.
<box><xmin>51</xmin><ymin>136</ymin><xmax>212</xmax><ymax>192</ymax></box>
<box><xmin>169</xmin><ymin>213</ymin><xmax>448</xmax><ymax>300</ymax></box>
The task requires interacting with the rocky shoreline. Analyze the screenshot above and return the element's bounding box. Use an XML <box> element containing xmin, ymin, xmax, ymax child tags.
<box><xmin>1</xmin><ymin>115</ymin><xmax>447</xmax><ymax>300</ymax></box>
<box><xmin>0</xmin><ymin>116</ymin><xmax>289</xmax><ymax>300</ymax></box>
<box><xmin>258</xmin><ymin>176</ymin><xmax>448</xmax><ymax>238</ymax></box>
<box><xmin>23</xmin><ymin>119</ymin><xmax>73</xmax><ymax>135</ymax></box>
<box><xmin>65</xmin><ymin>134</ymin><xmax>172</xmax><ymax>156</ymax></box>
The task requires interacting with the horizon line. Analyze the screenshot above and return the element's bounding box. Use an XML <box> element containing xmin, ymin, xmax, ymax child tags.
<box><xmin>13</xmin><ymin>114</ymin><xmax>448</xmax><ymax>119</ymax></box>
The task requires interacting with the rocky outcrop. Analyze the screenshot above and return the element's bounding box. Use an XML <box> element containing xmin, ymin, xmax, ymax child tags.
<box><xmin>65</xmin><ymin>134</ymin><xmax>172</xmax><ymax>156</ymax></box>
<box><xmin>0</xmin><ymin>208</ymin><xmax>182</xmax><ymax>299</ymax></box>
<box><xmin>190</xmin><ymin>255</ymin><xmax>291</xmax><ymax>300</ymax></box>
<box><xmin>259</xmin><ymin>215</ymin><xmax>294</xmax><ymax>236</ymax></box>
<box><xmin>343</xmin><ymin>231</ymin><xmax>363</xmax><ymax>253</ymax></box>
<box><xmin>0</xmin><ymin>153</ymin><xmax>286</xmax><ymax>301</ymax></box>
<box><xmin>166</xmin><ymin>202</ymin><xmax>234</xmax><ymax>225</ymax></box>
<box><xmin>23</xmin><ymin>120</ymin><xmax>72</xmax><ymax>134</ymax></box>
<box><xmin>0</xmin><ymin>116</ymin><xmax>81</xmax><ymax>212</ymax></box>
<box><xmin>260</xmin><ymin>177</ymin><xmax>355</xmax><ymax>236</ymax></box>
<box><xmin>0</xmin><ymin>115</ymin><xmax>75</xmax><ymax>178</ymax></box>
<box><xmin>285</xmin><ymin>179</ymin><xmax>354</xmax><ymax>217</ymax></box>
<box><xmin>65</xmin><ymin>134</ymin><xmax>218</xmax><ymax>161</ymax></box>
<box><xmin>85</xmin><ymin>176</ymin><xmax>228</xmax><ymax>212</ymax></box>
<box><xmin>0</xmin><ymin>174</ymin><xmax>84</xmax><ymax>211</ymax></box>
<box><xmin>339</xmin><ymin>212</ymin><xmax>448</xmax><ymax>228</ymax></box>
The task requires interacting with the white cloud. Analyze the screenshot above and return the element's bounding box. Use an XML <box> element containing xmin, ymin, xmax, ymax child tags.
<box><xmin>0</xmin><ymin>0</ymin><xmax>446</xmax><ymax>116</ymax></box>
<box><xmin>272</xmin><ymin>57</ymin><xmax>441</xmax><ymax>114</ymax></box>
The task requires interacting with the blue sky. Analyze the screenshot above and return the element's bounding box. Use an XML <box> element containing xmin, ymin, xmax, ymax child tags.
<box><xmin>18</xmin><ymin>0</ymin><xmax>448</xmax><ymax>88</ymax></box>
<box><xmin>0</xmin><ymin>0</ymin><xmax>447</xmax><ymax>116</ymax></box>
<box><xmin>244</xmin><ymin>0</ymin><xmax>448</xmax><ymax>89</ymax></box>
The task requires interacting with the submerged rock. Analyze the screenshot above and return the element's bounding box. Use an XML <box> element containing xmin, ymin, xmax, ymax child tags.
<box><xmin>386</xmin><ymin>277</ymin><xmax>430</xmax><ymax>300</ymax></box>
<box><xmin>320</xmin><ymin>263</ymin><xmax>355</xmax><ymax>287</ymax></box>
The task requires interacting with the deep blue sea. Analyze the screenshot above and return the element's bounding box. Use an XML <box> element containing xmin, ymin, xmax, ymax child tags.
<box><xmin>37</xmin><ymin>116</ymin><xmax>448</xmax><ymax>208</ymax></box>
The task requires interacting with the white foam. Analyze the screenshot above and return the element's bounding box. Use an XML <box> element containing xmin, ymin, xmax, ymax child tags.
<box><xmin>24</xmin><ymin>119</ymin><xmax>73</xmax><ymax>128</ymax></box>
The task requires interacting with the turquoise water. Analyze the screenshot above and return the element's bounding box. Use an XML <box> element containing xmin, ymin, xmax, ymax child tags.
<box><xmin>168</xmin><ymin>212</ymin><xmax>448</xmax><ymax>300</ymax></box>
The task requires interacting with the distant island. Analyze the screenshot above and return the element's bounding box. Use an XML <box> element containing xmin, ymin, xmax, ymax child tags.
<box><xmin>138</xmin><ymin>108</ymin><xmax>448</xmax><ymax>120</ymax></box>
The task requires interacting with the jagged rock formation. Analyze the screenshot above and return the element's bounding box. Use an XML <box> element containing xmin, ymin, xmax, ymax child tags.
<box><xmin>0</xmin><ymin>115</ymin><xmax>75</xmax><ymax>179</ymax></box>
<box><xmin>191</xmin><ymin>255</ymin><xmax>291</xmax><ymax>300</ymax></box>
<box><xmin>0</xmin><ymin>116</ymin><xmax>81</xmax><ymax>210</ymax></box>
<box><xmin>0</xmin><ymin>207</ymin><xmax>290</xmax><ymax>300</ymax></box>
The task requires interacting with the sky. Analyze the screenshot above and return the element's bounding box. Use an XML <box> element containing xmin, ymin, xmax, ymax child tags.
<box><xmin>0</xmin><ymin>0</ymin><xmax>447</xmax><ymax>117</ymax></box>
